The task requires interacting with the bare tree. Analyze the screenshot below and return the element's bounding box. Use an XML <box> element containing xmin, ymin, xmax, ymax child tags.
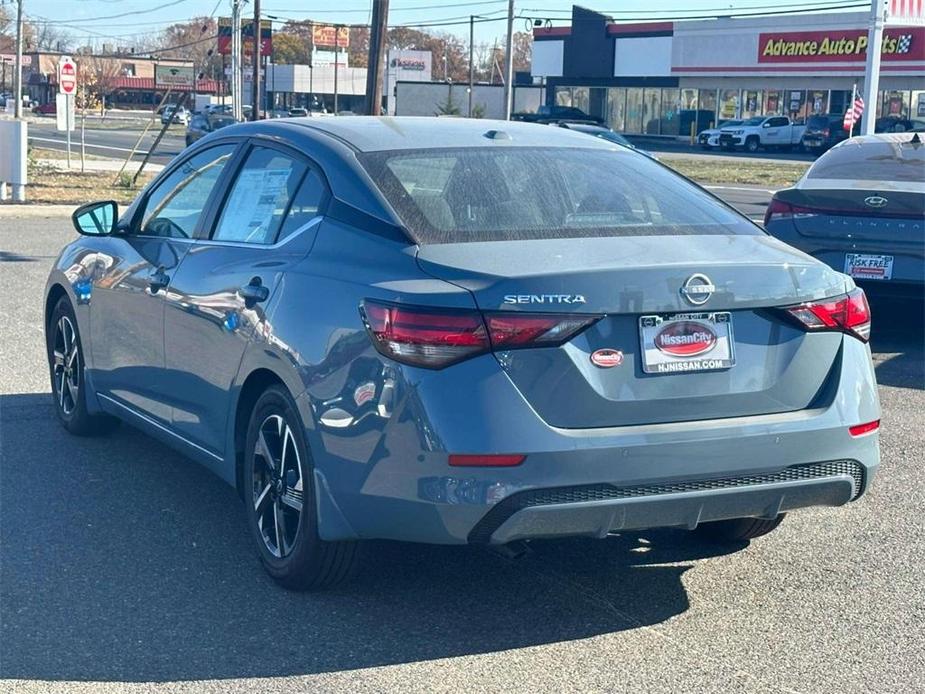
<box><xmin>79</xmin><ymin>56</ymin><xmax>123</xmax><ymax>115</ymax></box>
<box><xmin>29</xmin><ymin>20</ymin><xmax>73</xmax><ymax>52</ymax></box>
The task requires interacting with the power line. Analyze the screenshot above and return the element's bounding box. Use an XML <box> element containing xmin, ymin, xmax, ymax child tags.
<box><xmin>263</xmin><ymin>0</ymin><xmax>507</xmax><ymax>13</ymax></box>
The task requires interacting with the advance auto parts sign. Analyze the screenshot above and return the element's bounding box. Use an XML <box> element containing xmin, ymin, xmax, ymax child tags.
<box><xmin>758</xmin><ymin>28</ymin><xmax>923</xmax><ymax>62</ymax></box>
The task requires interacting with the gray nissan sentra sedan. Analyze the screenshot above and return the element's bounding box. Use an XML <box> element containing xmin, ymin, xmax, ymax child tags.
<box><xmin>45</xmin><ymin>117</ymin><xmax>881</xmax><ymax>590</ymax></box>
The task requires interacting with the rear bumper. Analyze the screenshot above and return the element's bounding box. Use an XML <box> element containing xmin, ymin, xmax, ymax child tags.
<box><xmin>471</xmin><ymin>460</ymin><xmax>863</xmax><ymax>544</ymax></box>
<box><xmin>303</xmin><ymin>335</ymin><xmax>880</xmax><ymax>545</ymax></box>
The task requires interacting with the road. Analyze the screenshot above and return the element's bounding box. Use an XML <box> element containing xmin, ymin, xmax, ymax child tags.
<box><xmin>28</xmin><ymin>121</ymin><xmax>186</xmax><ymax>166</ymax></box>
<box><xmin>0</xmin><ymin>215</ymin><xmax>922</xmax><ymax>693</ymax></box>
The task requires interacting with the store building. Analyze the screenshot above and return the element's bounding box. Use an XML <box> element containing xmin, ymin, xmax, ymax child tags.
<box><xmin>25</xmin><ymin>52</ymin><xmax>220</xmax><ymax>108</ymax></box>
<box><xmin>532</xmin><ymin>6</ymin><xmax>925</xmax><ymax>135</ymax></box>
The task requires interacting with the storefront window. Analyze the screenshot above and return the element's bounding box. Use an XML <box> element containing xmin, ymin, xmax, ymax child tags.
<box><xmin>913</xmin><ymin>90</ymin><xmax>925</xmax><ymax>121</ymax></box>
<box><xmin>699</xmin><ymin>89</ymin><xmax>718</xmax><ymax>127</ymax></box>
<box><xmin>742</xmin><ymin>90</ymin><xmax>762</xmax><ymax>118</ymax></box>
<box><xmin>764</xmin><ymin>90</ymin><xmax>782</xmax><ymax>115</ymax></box>
<box><xmin>786</xmin><ymin>90</ymin><xmax>805</xmax><ymax>121</ymax></box>
<box><xmin>881</xmin><ymin>90</ymin><xmax>909</xmax><ymax>119</ymax></box>
<box><xmin>830</xmin><ymin>90</ymin><xmax>852</xmax><ymax>115</ymax></box>
<box><xmin>643</xmin><ymin>88</ymin><xmax>661</xmax><ymax>134</ymax></box>
<box><xmin>555</xmin><ymin>86</ymin><xmax>590</xmax><ymax>113</ymax></box>
<box><xmin>719</xmin><ymin>89</ymin><xmax>740</xmax><ymax>120</ymax></box>
<box><xmin>625</xmin><ymin>88</ymin><xmax>643</xmax><ymax>134</ymax></box>
<box><xmin>607</xmin><ymin>88</ymin><xmax>626</xmax><ymax>132</ymax></box>
<box><xmin>660</xmin><ymin>88</ymin><xmax>681</xmax><ymax>136</ymax></box>
<box><xmin>808</xmin><ymin>90</ymin><xmax>828</xmax><ymax>116</ymax></box>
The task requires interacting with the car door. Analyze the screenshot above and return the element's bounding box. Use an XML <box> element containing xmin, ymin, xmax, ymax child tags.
<box><xmin>163</xmin><ymin>141</ymin><xmax>330</xmax><ymax>458</ymax></box>
<box><xmin>89</xmin><ymin>143</ymin><xmax>238</xmax><ymax>423</ymax></box>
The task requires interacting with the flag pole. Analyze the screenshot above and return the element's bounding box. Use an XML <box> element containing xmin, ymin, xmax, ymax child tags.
<box><xmin>850</xmin><ymin>82</ymin><xmax>857</xmax><ymax>138</ymax></box>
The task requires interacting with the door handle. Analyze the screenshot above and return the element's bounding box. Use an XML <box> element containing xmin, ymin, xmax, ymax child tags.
<box><xmin>238</xmin><ymin>277</ymin><xmax>269</xmax><ymax>307</ymax></box>
<box><xmin>149</xmin><ymin>267</ymin><xmax>170</xmax><ymax>293</ymax></box>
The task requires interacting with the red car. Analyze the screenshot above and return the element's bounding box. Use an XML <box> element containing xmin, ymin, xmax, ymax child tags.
<box><xmin>32</xmin><ymin>102</ymin><xmax>56</xmax><ymax>115</ymax></box>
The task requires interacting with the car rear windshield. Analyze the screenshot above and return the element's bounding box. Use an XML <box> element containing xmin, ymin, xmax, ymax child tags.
<box><xmin>359</xmin><ymin>147</ymin><xmax>759</xmax><ymax>244</ymax></box>
<box><xmin>809</xmin><ymin>139</ymin><xmax>925</xmax><ymax>182</ymax></box>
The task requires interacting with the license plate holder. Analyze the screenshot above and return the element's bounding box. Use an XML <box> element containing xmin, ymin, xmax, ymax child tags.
<box><xmin>844</xmin><ymin>253</ymin><xmax>893</xmax><ymax>281</ymax></box>
<box><xmin>639</xmin><ymin>312</ymin><xmax>735</xmax><ymax>374</ymax></box>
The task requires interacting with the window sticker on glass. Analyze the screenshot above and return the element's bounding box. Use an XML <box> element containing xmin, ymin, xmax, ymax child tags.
<box><xmin>220</xmin><ymin>168</ymin><xmax>292</xmax><ymax>243</ymax></box>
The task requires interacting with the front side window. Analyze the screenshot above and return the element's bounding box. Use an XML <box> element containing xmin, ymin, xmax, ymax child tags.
<box><xmin>212</xmin><ymin>146</ymin><xmax>308</xmax><ymax>244</ymax></box>
<box><xmin>361</xmin><ymin>146</ymin><xmax>759</xmax><ymax>244</ymax></box>
<box><xmin>140</xmin><ymin>144</ymin><xmax>236</xmax><ymax>238</ymax></box>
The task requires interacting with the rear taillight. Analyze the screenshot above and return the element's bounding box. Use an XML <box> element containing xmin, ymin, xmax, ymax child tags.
<box><xmin>360</xmin><ymin>300</ymin><xmax>600</xmax><ymax>368</ymax></box>
<box><xmin>763</xmin><ymin>197</ymin><xmax>814</xmax><ymax>226</ymax></box>
<box><xmin>484</xmin><ymin>313</ymin><xmax>600</xmax><ymax>349</ymax></box>
<box><xmin>783</xmin><ymin>288</ymin><xmax>871</xmax><ymax>342</ymax></box>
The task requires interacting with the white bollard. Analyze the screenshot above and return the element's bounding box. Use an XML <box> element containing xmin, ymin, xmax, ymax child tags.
<box><xmin>0</xmin><ymin>119</ymin><xmax>27</xmax><ymax>203</ymax></box>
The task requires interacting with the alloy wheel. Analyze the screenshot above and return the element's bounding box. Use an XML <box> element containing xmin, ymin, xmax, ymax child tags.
<box><xmin>52</xmin><ymin>316</ymin><xmax>80</xmax><ymax>416</ymax></box>
<box><xmin>252</xmin><ymin>414</ymin><xmax>304</xmax><ymax>558</ymax></box>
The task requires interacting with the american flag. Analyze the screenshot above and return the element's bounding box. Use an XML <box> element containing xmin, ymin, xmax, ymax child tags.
<box><xmin>843</xmin><ymin>95</ymin><xmax>865</xmax><ymax>132</ymax></box>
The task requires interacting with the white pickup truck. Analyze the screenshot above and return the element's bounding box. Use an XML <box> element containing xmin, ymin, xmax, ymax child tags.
<box><xmin>718</xmin><ymin>116</ymin><xmax>806</xmax><ymax>153</ymax></box>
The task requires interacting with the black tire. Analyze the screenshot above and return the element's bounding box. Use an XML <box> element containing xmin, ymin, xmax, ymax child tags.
<box><xmin>46</xmin><ymin>296</ymin><xmax>118</xmax><ymax>436</ymax></box>
<box><xmin>744</xmin><ymin>136</ymin><xmax>760</xmax><ymax>153</ymax></box>
<box><xmin>244</xmin><ymin>384</ymin><xmax>359</xmax><ymax>590</ymax></box>
<box><xmin>696</xmin><ymin>514</ymin><xmax>786</xmax><ymax>542</ymax></box>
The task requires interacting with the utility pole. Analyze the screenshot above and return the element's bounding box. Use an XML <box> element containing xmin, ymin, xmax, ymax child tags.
<box><xmin>231</xmin><ymin>0</ymin><xmax>243</xmax><ymax>121</ymax></box>
<box><xmin>252</xmin><ymin>0</ymin><xmax>261</xmax><ymax>120</ymax></box>
<box><xmin>14</xmin><ymin>0</ymin><xmax>24</xmax><ymax>119</ymax></box>
<box><xmin>333</xmin><ymin>24</ymin><xmax>343</xmax><ymax>115</ymax></box>
<box><xmin>502</xmin><ymin>0</ymin><xmax>514</xmax><ymax>119</ymax></box>
<box><xmin>860</xmin><ymin>0</ymin><xmax>885</xmax><ymax>135</ymax></box>
<box><xmin>365</xmin><ymin>0</ymin><xmax>389</xmax><ymax>115</ymax></box>
<box><xmin>468</xmin><ymin>15</ymin><xmax>474</xmax><ymax>117</ymax></box>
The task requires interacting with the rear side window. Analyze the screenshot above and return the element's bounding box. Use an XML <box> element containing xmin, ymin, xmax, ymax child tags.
<box><xmin>213</xmin><ymin>146</ymin><xmax>307</xmax><ymax>244</ymax></box>
<box><xmin>277</xmin><ymin>169</ymin><xmax>327</xmax><ymax>242</ymax></box>
<box><xmin>360</xmin><ymin>147</ymin><xmax>758</xmax><ymax>244</ymax></box>
<box><xmin>809</xmin><ymin>139</ymin><xmax>925</xmax><ymax>182</ymax></box>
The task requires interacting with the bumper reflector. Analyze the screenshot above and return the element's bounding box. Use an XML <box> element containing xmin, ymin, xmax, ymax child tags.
<box><xmin>849</xmin><ymin>420</ymin><xmax>880</xmax><ymax>437</ymax></box>
<box><xmin>449</xmin><ymin>454</ymin><xmax>526</xmax><ymax>467</ymax></box>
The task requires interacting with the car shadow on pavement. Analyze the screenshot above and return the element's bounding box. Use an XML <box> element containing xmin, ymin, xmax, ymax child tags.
<box><xmin>867</xmin><ymin>295</ymin><xmax>924</xmax><ymax>390</ymax></box>
<box><xmin>0</xmin><ymin>392</ymin><xmax>745</xmax><ymax>684</ymax></box>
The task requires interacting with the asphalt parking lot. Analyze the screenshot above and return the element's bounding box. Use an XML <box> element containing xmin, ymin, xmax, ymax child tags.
<box><xmin>1</xmin><ymin>214</ymin><xmax>923</xmax><ymax>693</ymax></box>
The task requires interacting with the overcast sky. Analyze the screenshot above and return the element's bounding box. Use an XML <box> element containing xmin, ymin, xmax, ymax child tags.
<box><xmin>22</xmin><ymin>0</ymin><xmax>870</xmax><ymax>48</ymax></box>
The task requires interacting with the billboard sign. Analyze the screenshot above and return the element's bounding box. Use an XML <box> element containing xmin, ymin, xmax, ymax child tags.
<box><xmin>155</xmin><ymin>64</ymin><xmax>195</xmax><ymax>88</ymax></box>
<box><xmin>218</xmin><ymin>18</ymin><xmax>273</xmax><ymax>56</ymax></box>
<box><xmin>385</xmin><ymin>49</ymin><xmax>432</xmax><ymax>82</ymax></box>
<box><xmin>312</xmin><ymin>25</ymin><xmax>349</xmax><ymax>49</ymax></box>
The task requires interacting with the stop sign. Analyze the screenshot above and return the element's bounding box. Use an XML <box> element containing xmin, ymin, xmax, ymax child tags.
<box><xmin>58</xmin><ymin>57</ymin><xmax>77</xmax><ymax>96</ymax></box>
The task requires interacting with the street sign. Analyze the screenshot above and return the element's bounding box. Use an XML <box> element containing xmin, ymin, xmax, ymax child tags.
<box><xmin>0</xmin><ymin>54</ymin><xmax>32</xmax><ymax>65</ymax></box>
<box><xmin>58</xmin><ymin>56</ymin><xmax>77</xmax><ymax>96</ymax></box>
<box><xmin>55</xmin><ymin>93</ymin><xmax>75</xmax><ymax>132</ymax></box>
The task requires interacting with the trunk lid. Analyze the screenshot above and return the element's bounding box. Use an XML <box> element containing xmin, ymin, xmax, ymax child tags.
<box><xmin>778</xmin><ymin>186</ymin><xmax>925</xmax><ymax>244</ymax></box>
<box><xmin>417</xmin><ymin>234</ymin><xmax>848</xmax><ymax>428</ymax></box>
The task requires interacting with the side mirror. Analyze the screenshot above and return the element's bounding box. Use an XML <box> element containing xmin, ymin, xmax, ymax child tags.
<box><xmin>72</xmin><ymin>200</ymin><xmax>118</xmax><ymax>236</ymax></box>
<box><xmin>762</xmin><ymin>122</ymin><xmax>771</xmax><ymax>128</ymax></box>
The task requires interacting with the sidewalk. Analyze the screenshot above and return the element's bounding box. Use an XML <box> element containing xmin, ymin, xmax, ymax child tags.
<box><xmin>36</xmin><ymin>158</ymin><xmax>164</xmax><ymax>174</ymax></box>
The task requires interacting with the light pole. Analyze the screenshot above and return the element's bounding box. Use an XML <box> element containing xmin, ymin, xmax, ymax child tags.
<box><xmin>14</xmin><ymin>0</ymin><xmax>24</xmax><ymax>119</ymax></box>
<box><xmin>502</xmin><ymin>0</ymin><xmax>514</xmax><ymax>120</ymax></box>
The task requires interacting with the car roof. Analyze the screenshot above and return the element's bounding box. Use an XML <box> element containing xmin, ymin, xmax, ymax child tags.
<box><xmin>560</xmin><ymin>122</ymin><xmax>607</xmax><ymax>133</ymax></box>
<box><xmin>832</xmin><ymin>132</ymin><xmax>923</xmax><ymax>149</ymax></box>
<box><xmin>285</xmin><ymin>116</ymin><xmax>613</xmax><ymax>152</ymax></box>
